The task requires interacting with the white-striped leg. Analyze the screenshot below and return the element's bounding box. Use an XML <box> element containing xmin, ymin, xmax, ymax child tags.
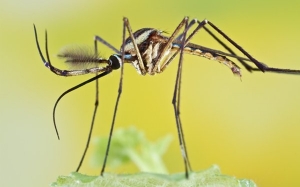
<box><xmin>152</xmin><ymin>17</ymin><xmax>190</xmax><ymax>73</ymax></box>
<box><xmin>76</xmin><ymin>38</ymin><xmax>102</xmax><ymax>172</ymax></box>
<box><xmin>171</xmin><ymin>17</ymin><xmax>192</xmax><ymax>179</ymax></box>
<box><xmin>179</xmin><ymin>19</ymin><xmax>300</xmax><ymax>74</ymax></box>
<box><xmin>100</xmin><ymin>17</ymin><xmax>127</xmax><ymax>176</ymax></box>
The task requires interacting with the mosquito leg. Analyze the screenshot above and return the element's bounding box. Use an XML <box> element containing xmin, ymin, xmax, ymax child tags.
<box><xmin>34</xmin><ymin>25</ymin><xmax>111</xmax><ymax>77</ymax></box>
<box><xmin>202</xmin><ymin>21</ymin><xmax>266</xmax><ymax>71</ymax></box>
<box><xmin>76</xmin><ymin>39</ymin><xmax>101</xmax><ymax>172</ymax></box>
<box><xmin>176</xmin><ymin>49</ymin><xmax>193</xmax><ymax>173</ymax></box>
<box><xmin>172</xmin><ymin>17</ymin><xmax>191</xmax><ymax>179</ymax></box>
<box><xmin>175</xmin><ymin>21</ymin><xmax>253</xmax><ymax>73</ymax></box>
<box><xmin>75</xmin><ymin>79</ymin><xmax>99</xmax><ymax>172</ymax></box>
<box><xmin>123</xmin><ymin>17</ymin><xmax>147</xmax><ymax>75</ymax></box>
<box><xmin>100</xmin><ymin>18</ymin><xmax>126</xmax><ymax>176</ymax></box>
<box><xmin>152</xmin><ymin>17</ymin><xmax>189</xmax><ymax>73</ymax></box>
<box><xmin>181</xmin><ymin>19</ymin><xmax>300</xmax><ymax>74</ymax></box>
<box><xmin>202</xmin><ymin>26</ymin><xmax>254</xmax><ymax>72</ymax></box>
<box><xmin>160</xmin><ymin>19</ymin><xmax>246</xmax><ymax>77</ymax></box>
<box><xmin>207</xmin><ymin>21</ymin><xmax>300</xmax><ymax>74</ymax></box>
<box><xmin>160</xmin><ymin>19</ymin><xmax>208</xmax><ymax>71</ymax></box>
<box><xmin>94</xmin><ymin>35</ymin><xmax>120</xmax><ymax>54</ymax></box>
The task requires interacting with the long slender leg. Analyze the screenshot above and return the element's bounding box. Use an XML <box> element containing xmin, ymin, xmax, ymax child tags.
<box><xmin>160</xmin><ymin>19</ymin><xmax>208</xmax><ymax>71</ymax></box>
<box><xmin>178</xmin><ymin>22</ymin><xmax>260</xmax><ymax>72</ymax></box>
<box><xmin>202</xmin><ymin>26</ymin><xmax>254</xmax><ymax>72</ymax></box>
<box><xmin>172</xmin><ymin>17</ymin><xmax>191</xmax><ymax>179</ymax></box>
<box><xmin>176</xmin><ymin>40</ymin><xmax>193</xmax><ymax>173</ymax></box>
<box><xmin>76</xmin><ymin>79</ymin><xmax>99</xmax><ymax>172</ymax></box>
<box><xmin>163</xmin><ymin>19</ymin><xmax>251</xmax><ymax>72</ymax></box>
<box><xmin>174</xmin><ymin>19</ymin><xmax>300</xmax><ymax>75</ymax></box>
<box><xmin>123</xmin><ymin>18</ymin><xmax>146</xmax><ymax>75</ymax></box>
<box><xmin>177</xmin><ymin>23</ymin><xmax>255</xmax><ymax>72</ymax></box>
<box><xmin>94</xmin><ymin>36</ymin><xmax>120</xmax><ymax>55</ymax></box>
<box><xmin>160</xmin><ymin>19</ymin><xmax>251</xmax><ymax>75</ymax></box>
<box><xmin>207</xmin><ymin>21</ymin><xmax>300</xmax><ymax>74</ymax></box>
<box><xmin>78</xmin><ymin>34</ymin><xmax>129</xmax><ymax>172</ymax></box>
<box><xmin>76</xmin><ymin>39</ymin><xmax>101</xmax><ymax>172</ymax></box>
<box><xmin>152</xmin><ymin>17</ymin><xmax>189</xmax><ymax>73</ymax></box>
<box><xmin>206</xmin><ymin>21</ymin><xmax>265</xmax><ymax>71</ymax></box>
<box><xmin>100</xmin><ymin>18</ymin><xmax>126</xmax><ymax>176</ymax></box>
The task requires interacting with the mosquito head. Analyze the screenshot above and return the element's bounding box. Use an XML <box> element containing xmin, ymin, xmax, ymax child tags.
<box><xmin>109</xmin><ymin>54</ymin><xmax>122</xmax><ymax>70</ymax></box>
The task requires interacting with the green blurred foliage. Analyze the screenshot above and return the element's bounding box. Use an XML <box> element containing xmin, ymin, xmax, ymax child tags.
<box><xmin>51</xmin><ymin>128</ymin><xmax>256</xmax><ymax>186</ymax></box>
<box><xmin>90</xmin><ymin>126</ymin><xmax>172</xmax><ymax>173</ymax></box>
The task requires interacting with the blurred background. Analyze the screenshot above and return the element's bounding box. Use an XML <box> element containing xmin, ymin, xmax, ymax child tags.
<box><xmin>1</xmin><ymin>0</ymin><xmax>300</xmax><ymax>186</ymax></box>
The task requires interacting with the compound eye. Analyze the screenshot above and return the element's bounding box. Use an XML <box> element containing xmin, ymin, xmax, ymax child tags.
<box><xmin>109</xmin><ymin>55</ymin><xmax>122</xmax><ymax>70</ymax></box>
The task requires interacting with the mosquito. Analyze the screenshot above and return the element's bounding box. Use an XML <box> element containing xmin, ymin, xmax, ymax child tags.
<box><xmin>34</xmin><ymin>17</ymin><xmax>300</xmax><ymax>179</ymax></box>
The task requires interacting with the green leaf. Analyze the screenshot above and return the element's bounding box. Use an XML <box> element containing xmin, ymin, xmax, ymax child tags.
<box><xmin>51</xmin><ymin>165</ymin><xmax>257</xmax><ymax>187</ymax></box>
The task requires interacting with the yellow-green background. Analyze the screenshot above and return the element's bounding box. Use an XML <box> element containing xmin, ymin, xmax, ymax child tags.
<box><xmin>1</xmin><ymin>0</ymin><xmax>300</xmax><ymax>186</ymax></box>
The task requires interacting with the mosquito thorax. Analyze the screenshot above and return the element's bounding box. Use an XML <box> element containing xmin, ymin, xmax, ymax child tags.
<box><xmin>120</xmin><ymin>28</ymin><xmax>172</xmax><ymax>75</ymax></box>
<box><xmin>122</xmin><ymin>28</ymin><xmax>157</xmax><ymax>52</ymax></box>
<box><xmin>109</xmin><ymin>54</ymin><xmax>122</xmax><ymax>70</ymax></box>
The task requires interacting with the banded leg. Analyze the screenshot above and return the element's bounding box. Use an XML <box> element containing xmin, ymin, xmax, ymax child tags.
<box><xmin>175</xmin><ymin>21</ymin><xmax>252</xmax><ymax>72</ymax></box>
<box><xmin>95</xmin><ymin>35</ymin><xmax>120</xmax><ymax>55</ymax></box>
<box><xmin>202</xmin><ymin>26</ymin><xmax>254</xmax><ymax>72</ymax></box>
<box><xmin>152</xmin><ymin>17</ymin><xmax>190</xmax><ymax>73</ymax></box>
<box><xmin>160</xmin><ymin>19</ymin><xmax>209</xmax><ymax>72</ymax></box>
<box><xmin>76</xmin><ymin>38</ymin><xmax>102</xmax><ymax>172</ymax></box>
<box><xmin>172</xmin><ymin>17</ymin><xmax>193</xmax><ymax>178</ymax></box>
<box><xmin>179</xmin><ymin>19</ymin><xmax>265</xmax><ymax>71</ymax></box>
<box><xmin>100</xmin><ymin>17</ymin><xmax>127</xmax><ymax>176</ymax></box>
<box><xmin>73</xmin><ymin>23</ymin><xmax>126</xmax><ymax>175</ymax></box>
<box><xmin>123</xmin><ymin>18</ymin><xmax>146</xmax><ymax>74</ymax></box>
<box><xmin>172</xmin><ymin>19</ymin><xmax>300</xmax><ymax>75</ymax></box>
